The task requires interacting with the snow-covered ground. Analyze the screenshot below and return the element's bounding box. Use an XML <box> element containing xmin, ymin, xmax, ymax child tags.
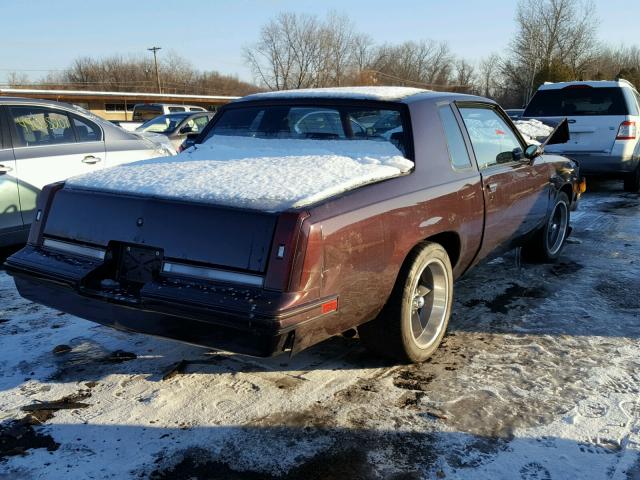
<box><xmin>0</xmin><ymin>180</ymin><xmax>639</xmax><ymax>479</ymax></box>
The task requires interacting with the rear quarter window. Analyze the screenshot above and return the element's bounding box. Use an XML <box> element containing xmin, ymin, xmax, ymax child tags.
<box><xmin>438</xmin><ymin>105</ymin><xmax>472</xmax><ymax>170</ymax></box>
<box><xmin>524</xmin><ymin>87</ymin><xmax>630</xmax><ymax>117</ymax></box>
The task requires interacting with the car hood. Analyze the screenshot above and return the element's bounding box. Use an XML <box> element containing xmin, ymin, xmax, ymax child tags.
<box><xmin>65</xmin><ymin>136</ymin><xmax>413</xmax><ymax>212</ymax></box>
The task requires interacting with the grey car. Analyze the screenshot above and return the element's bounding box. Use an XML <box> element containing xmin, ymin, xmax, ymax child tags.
<box><xmin>136</xmin><ymin>112</ymin><xmax>214</xmax><ymax>150</ymax></box>
<box><xmin>0</xmin><ymin>97</ymin><xmax>174</xmax><ymax>247</ymax></box>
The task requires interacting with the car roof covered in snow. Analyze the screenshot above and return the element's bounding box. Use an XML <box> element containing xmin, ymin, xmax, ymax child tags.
<box><xmin>234</xmin><ymin>86</ymin><xmax>493</xmax><ymax>106</ymax></box>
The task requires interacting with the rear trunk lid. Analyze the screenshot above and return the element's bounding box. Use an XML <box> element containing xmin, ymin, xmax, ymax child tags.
<box><xmin>43</xmin><ymin>188</ymin><xmax>277</xmax><ymax>273</ymax></box>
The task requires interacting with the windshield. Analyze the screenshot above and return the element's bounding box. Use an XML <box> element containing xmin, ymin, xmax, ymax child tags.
<box><xmin>137</xmin><ymin>113</ymin><xmax>190</xmax><ymax>134</ymax></box>
<box><xmin>202</xmin><ymin>105</ymin><xmax>409</xmax><ymax>156</ymax></box>
<box><xmin>524</xmin><ymin>87</ymin><xmax>629</xmax><ymax>117</ymax></box>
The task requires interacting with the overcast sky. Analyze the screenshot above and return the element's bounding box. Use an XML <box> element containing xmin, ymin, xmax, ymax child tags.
<box><xmin>1</xmin><ymin>0</ymin><xmax>638</xmax><ymax>85</ymax></box>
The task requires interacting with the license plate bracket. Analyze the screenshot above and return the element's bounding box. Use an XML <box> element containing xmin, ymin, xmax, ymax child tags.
<box><xmin>115</xmin><ymin>244</ymin><xmax>163</xmax><ymax>284</ymax></box>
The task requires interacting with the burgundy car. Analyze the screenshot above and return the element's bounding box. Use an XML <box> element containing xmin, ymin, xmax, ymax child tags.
<box><xmin>6</xmin><ymin>87</ymin><xmax>581</xmax><ymax>363</ymax></box>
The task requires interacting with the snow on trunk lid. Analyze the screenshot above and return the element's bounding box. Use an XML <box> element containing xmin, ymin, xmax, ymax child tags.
<box><xmin>66</xmin><ymin>136</ymin><xmax>414</xmax><ymax>212</ymax></box>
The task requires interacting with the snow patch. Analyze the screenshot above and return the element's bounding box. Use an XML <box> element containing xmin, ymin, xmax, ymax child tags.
<box><xmin>514</xmin><ymin>119</ymin><xmax>554</xmax><ymax>142</ymax></box>
<box><xmin>66</xmin><ymin>136</ymin><xmax>413</xmax><ymax>212</ymax></box>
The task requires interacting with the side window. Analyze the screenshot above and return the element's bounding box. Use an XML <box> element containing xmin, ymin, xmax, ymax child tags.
<box><xmin>459</xmin><ymin>107</ymin><xmax>523</xmax><ymax>169</ymax></box>
<box><xmin>71</xmin><ymin>115</ymin><xmax>101</xmax><ymax>142</ymax></box>
<box><xmin>168</xmin><ymin>107</ymin><xmax>185</xmax><ymax>113</ymax></box>
<box><xmin>438</xmin><ymin>105</ymin><xmax>472</xmax><ymax>170</ymax></box>
<box><xmin>10</xmin><ymin>107</ymin><xmax>75</xmax><ymax>147</ymax></box>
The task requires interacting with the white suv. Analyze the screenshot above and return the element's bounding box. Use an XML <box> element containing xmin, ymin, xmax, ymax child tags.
<box><xmin>523</xmin><ymin>79</ymin><xmax>640</xmax><ymax>191</ymax></box>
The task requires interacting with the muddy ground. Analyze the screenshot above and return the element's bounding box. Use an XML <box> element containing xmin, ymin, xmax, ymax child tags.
<box><xmin>0</xmin><ymin>180</ymin><xmax>638</xmax><ymax>479</ymax></box>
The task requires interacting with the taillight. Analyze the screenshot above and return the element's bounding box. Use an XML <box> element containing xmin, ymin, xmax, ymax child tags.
<box><xmin>616</xmin><ymin>121</ymin><xmax>637</xmax><ymax>140</ymax></box>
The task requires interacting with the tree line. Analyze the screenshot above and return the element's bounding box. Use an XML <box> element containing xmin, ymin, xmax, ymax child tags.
<box><xmin>244</xmin><ymin>0</ymin><xmax>640</xmax><ymax>107</ymax></box>
<box><xmin>7</xmin><ymin>0</ymin><xmax>640</xmax><ymax>107</ymax></box>
<box><xmin>7</xmin><ymin>51</ymin><xmax>259</xmax><ymax>97</ymax></box>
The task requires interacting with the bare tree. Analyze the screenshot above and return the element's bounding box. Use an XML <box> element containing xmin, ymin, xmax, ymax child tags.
<box><xmin>367</xmin><ymin>40</ymin><xmax>454</xmax><ymax>87</ymax></box>
<box><xmin>243</xmin><ymin>12</ymin><xmax>363</xmax><ymax>90</ymax></box>
<box><xmin>350</xmin><ymin>32</ymin><xmax>375</xmax><ymax>74</ymax></box>
<box><xmin>478</xmin><ymin>54</ymin><xmax>502</xmax><ymax>98</ymax></box>
<box><xmin>244</xmin><ymin>12</ymin><xmax>323</xmax><ymax>90</ymax></box>
<box><xmin>454</xmin><ymin>59</ymin><xmax>475</xmax><ymax>92</ymax></box>
<box><xmin>588</xmin><ymin>45</ymin><xmax>640</xmax><ymax>86</ymax></box>
<box><xmin>6</xmin><ymin>71</ymin><xmax>30</xmax><ymax>87</ymax></box>
<box><xmin>504</xmin><ymin>0</ymin><xmax>598</xmax><ymax>103</ymax></box>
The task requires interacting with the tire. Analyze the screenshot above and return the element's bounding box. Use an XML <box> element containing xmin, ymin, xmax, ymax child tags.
<box><xmin>623</xmin><ymin>166</ymin><xmax>640</xmax><ymax>192</ymax></box>
<box><xmin>522</xmin><ymin>192</ymin><xmax>570</xmax><ymax>262</ymax></box>
<box><xmin>358</xmin><ymin>242</ymin><xmax>453</xmax><ymax>363</ymax></box>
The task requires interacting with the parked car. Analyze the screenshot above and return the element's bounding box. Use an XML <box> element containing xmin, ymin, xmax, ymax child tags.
<box><xmin>523</xmin><ymin>79</ymin><xmax>640</xmax><ymax>191</ymax></box>
<box><xmin>505</xmin><ymin>108</ymin><xmax>525</xmax><ymax>120</ymax></box>
<box><xmin>6</xmin><ymin>87</ymin><xmax>581</xmax><ymax>363</ymax></box>
<box><xmin>0</xmin><ymin>97</ymin><xmax>175</xmax><ymax>247</ymax></box>
<box><xmin>116</xmin><ymin>104</ymin><xmax>210</xmax><ymax>132</ymax></box>
<box><xmin>136</xmin><ymin>112</ymin><xmax>214</xmax><ymax>150</ymax></box>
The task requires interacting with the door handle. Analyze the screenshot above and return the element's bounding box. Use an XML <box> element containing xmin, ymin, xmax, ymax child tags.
<box><xmin>0</xmin><ymin>164</ymin><xmax>13</xmax><ymax>175</ymax></box>
<box><xmin>82</xmin><ymin>155</ymin><xmax>102</xmax><ymax>164</ymax></box>
<box><xmin>485</xmin><ymin>183</ymin><xmax>498</xmax><ymax>193</ymax></box>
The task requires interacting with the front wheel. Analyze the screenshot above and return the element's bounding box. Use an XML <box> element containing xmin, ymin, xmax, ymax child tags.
<box><xmin>359</xmin><ymin>242</ymin><xmax>453</xmax><ymax>363</ymax></box>
<box><xmin>523</xmin><ymin>192</ymin><xmax>570</xmax><ymax>262</ymax></box>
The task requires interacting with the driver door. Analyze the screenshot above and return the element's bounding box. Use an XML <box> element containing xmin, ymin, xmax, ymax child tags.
<box><xmin>457</xmin><ymin>105</ymin><xmax>550</xmax><ymax>259</ymax></box>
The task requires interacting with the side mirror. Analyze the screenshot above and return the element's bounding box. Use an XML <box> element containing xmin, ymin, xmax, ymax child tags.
<box><xmin>543</xmin><ymin>118</ymin><xmax>570</xmax><ymax>146</ymax></box>
<box><xmin>524</xmin><ymin>144</ymin><xmax>542</xmax><ymax>160</ymax></box>
<box><xmin>179</xmin><ymin>125</ymin><xmax>193</xmax><ymax>134</ymax></box>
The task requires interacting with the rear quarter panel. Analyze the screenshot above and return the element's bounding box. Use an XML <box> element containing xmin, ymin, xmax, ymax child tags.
<box><xmin>289</xmin><ymin>99</ymin><xmax>484</xmax><ymax>337</ymax></box>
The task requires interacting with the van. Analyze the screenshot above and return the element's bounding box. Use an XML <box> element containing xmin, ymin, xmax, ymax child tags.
<box><xmin>132</xmin><ymin>103</ymin><xmax>207</xmax><ymax>123</ymax></box>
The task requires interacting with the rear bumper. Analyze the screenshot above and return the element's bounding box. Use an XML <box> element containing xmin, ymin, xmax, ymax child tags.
<box><xmin>5</xmin><ymin>246</ymin><xmax>332</xmax><ymax>357</ymax></box>
<box><xmin>562</xmin><ymin>152</ymin><xmax>639</xmax><ymax>175</ymax></box>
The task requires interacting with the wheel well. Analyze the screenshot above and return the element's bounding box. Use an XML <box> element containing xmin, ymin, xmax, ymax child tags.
<box><xmin>422</xmin><ymin>231</ymin><xmax>461</xmax><ymax>269</ymax></box>
<box><xmin>560</xmin><ymin>184</ymin><xmax>573</xmax><ymax>205</ymax></box>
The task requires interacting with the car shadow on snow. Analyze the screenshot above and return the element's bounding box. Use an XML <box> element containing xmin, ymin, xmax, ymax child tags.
<box><xmin>1</xmin><ymin>420</ymin><xmax>638</xmax><ymax>479</ymax></box>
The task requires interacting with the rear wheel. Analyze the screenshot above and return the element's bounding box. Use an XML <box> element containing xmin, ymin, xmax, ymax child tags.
<box><xmin>623</xmin><ymin>166</ymin><xmax>640</xmax><ymax>192</ymax></box>
<box><xmin>359</xmin><ymin>242</ymin><xmax>453</xmax><ymax>363</ymax></box>
<box><xmin>523</xmin><ymin>192</ymin><xmax>570</xmax><ymax>262</ymax></box>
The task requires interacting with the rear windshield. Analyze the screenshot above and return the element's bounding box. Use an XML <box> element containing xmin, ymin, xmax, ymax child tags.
<box><xmin>133</xmin><ymin>106</ymin><xmax>163</xmax><ymax>122</ymax></box>
<box><xmin>524</xmin><ymin>87</ymin><xmax>630</xmax><ymax>117</ymax></box>
<box><xmin>202</xmin><ymin>105</ymin><xmax>410</xmax><ymax>157</ymax></box>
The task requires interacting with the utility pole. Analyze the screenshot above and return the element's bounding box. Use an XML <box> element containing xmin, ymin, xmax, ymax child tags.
<box><xmin>148</xmin><ymin>46</ymin><xmax>162</xmax><ymax>93</ymax></box>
